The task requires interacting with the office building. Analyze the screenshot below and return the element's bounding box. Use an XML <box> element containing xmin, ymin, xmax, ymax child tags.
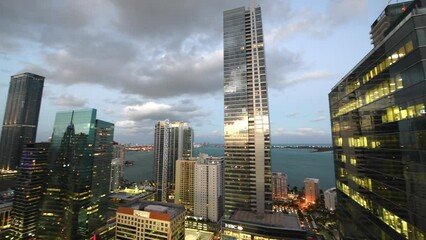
<box><xmin>0</xmin><ymin>73</ymin><xmax>44</xmax><ymax>171</ymax></box>
<box><xmin>329</xmin><ymin>0</ymin><xmax>426</xmax><ymax>238</ymax></box>
<box><xmin>153</xmin><ymin>120</ymin><xmax>193</xmax><ymax>202</ymax></box>
<box><xmin>272</xmin><ymin>172</ymin><xmax>288</xmax><ymax>201</ymax></box>
<box><xmin>115</xmin><ymin>201</ymin><xmax>185</xmax><ymax>240</ymax></box>
<box><xmin>10</xmin><ymin>143</ymin><xmax>49</xmax><ymax>239</ymax></box>
<box><xmin>304</xmin><ymin>178</ymin><xmax>320</xmax><ymax>204</ymax></box>
<box><xmin>222</xmin><ymin>1</ymin><xmax>306</xmax><ymax>239</ymax></box>
<box><xmin>194</xmin><ymin>156</ymin><xmax>223</xmax><ymax>222</ymax></box>
<box><xmin>37</xmin><ymin>109</ymin><xmax>114</xmax><ymax>239</ymax></box>
<box><xmin>0</xmin><ymin>190</ymin><xmax>13</xmax><ymax>238</ymax></box>
<box><xmin>222</xmin><ymin>211</ymin><xmax>306</xmax><ymax>240</ymax></box>
<box><xmin>110</xmin><ymin>143</ymin><xmax>125</xmax><ymax>192</ymax></box>
<box><xmin>324</xmin><ymin>187</ymin><xmax>337</xmax><ymax>211</ymax></box>
<box><xmin>223</xmin><ymin>0</ymin><xmax>272</xmax><ymax>218</ymax></box>
<box><xmin>174</xmin><ymin>159</ymin><xmax>196</xmax><ymax>211</ymax></box>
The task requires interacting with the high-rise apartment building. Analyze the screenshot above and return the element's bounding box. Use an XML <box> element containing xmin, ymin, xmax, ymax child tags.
<box><xmin>0</xmin><ymin>73</ymin><xmax>44</xmax><ymax>171</ymax></box>
<box><xmin>329</xmin><ymin>0</ymin><xmax>426</xmax><ymax>238</ymax></box>
<box><xmin>304</xmin><ymin>178</ymin><xmax>320</xmax><ymax>204</ymax></box>
<box><xmin>37</xmin><ymin>109</ymin><xmax>114</xmax><ymax>239</ymax></box>
<box><xmin>194</xmin><ymin>156</ymin><xmax>223</xmax><ymax>222</ymax></box>
<box><xmin>153</xmin><ymin>120</ymin><xmax>193</xmax><ymax>202</ymax></box>
<box><xmin>115</xmin><ymin>201</ymin><xmax>185</xmax><ymax>240</ymax></box>
<box><xmin>223</xmin><ymin>0</ymin><xmax>271</xmax><ymax>217</ymax></box>
<box><xmin>222</xmin><ymin>2</ymin><xmax>306</xmax><ymax>239</ymax></box>
<box><xmin>272</xmin><ymin>172</ymin><xmax>288</xmax><ymax>201</ymax></box>
<box><xmin>10</xmin><ymin>143</ymin><xmax>49</xmax><ymax>239</ymax></box>
<box><xmin>174</xmin><ymin>159</ymin><xmax>196</xmax><ymax>211</ymax></box>
<box><xmin>110</xmin><ymin>143</ymin><xmax>125</xmax><ymax>192</ymax></box>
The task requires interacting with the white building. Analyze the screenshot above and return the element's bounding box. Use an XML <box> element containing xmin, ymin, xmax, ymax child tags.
<box><xmin>110</xmin><ymin>144</ymin><xmax>125</xmax><ymax>192</ymax></box>
<box><xmin>194</xmin><ymin>155</ymin><xmax>223</xmax><ymax>222</ymax></box>
<box><xmin>304</xmin><ymin>178</ymin><xmax>320</xmax><ymax>204</ymax></box>
<box><xmin>272</xmin><ymin>172</ymin><xmax>288</xmax><ymax>201</ymax></box>
<box><xmin>324</xmin><ymin>187</ymin><xmax>337</xmax><ymax>211</ymax></box>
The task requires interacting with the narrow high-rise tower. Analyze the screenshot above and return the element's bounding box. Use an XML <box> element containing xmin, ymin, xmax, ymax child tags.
<box><xmin>223</xmin><ymin>0</ymin><xmax>272</xmax><ymax>217</ymax></box>
<box><xmin>222</xmin><ymin>2</ymin><xmax>306</xmax><ymax>239</ymax></box>
<box><xmin>0</xmin><ymin>73</ymin><xmax>44</xmax><ymax>171</ymax></box>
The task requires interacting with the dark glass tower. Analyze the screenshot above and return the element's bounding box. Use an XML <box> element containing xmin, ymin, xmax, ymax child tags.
<box><xmin>153</xmin><ymin>120</ymin><xmax>193</xmax><ymax>202</ymax></box>
<box><xmin>10</xmin><ymin>142</ymin><xmax>49</xmax><ymax>239</ymax></box>
<box><xmin>0</xmin><ymin>73</ymin><xmax>44</xmax><ymax>171</ymax></box>
<box><xmin>37</xmin><ymin>109</ymin><xmax>114</xmax><ymax>239</ymax></box>
<box><xmin>329</xmin><ymin>1</ymin><xmax>426</xmax><ymax>238</ymax></box>
<box><xmin>223</xmin><ymin>1</ymin><xmax>272</xmax><ymax>217</ymax></box>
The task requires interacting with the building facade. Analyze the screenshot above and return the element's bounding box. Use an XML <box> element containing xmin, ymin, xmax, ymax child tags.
<box><xmin>110</xmin><ymin>143</ymin><xmax>126</xmax><ymax>192</ymax></box>
<box><xmin>272</xmin><ymin>172</ymin><xmax>288</xmax><ymax>201</ymax></box>
<box><xmin>153</xmin><ymin>120</ymin><xmax>193</xmax><ymax>202</ymax></box>
<box><xmin>329</xmin><ymin>0</ymin><xmax>426</xmax><ymax>238</ymax></box>
<box><xmin>10</xmin><ymin>143</ymin><xmax>49</xmax><ymax>239</ymax></box>
<box><xmin>0</xmin><ymin>73</ymin><xmax>44</xmax><ymax>171</ymax></box>
<box><xmin>194</xmin><ymin>156</ymin><xmax>223</xmax><ymax>222</ymax></box>
<box><xmin>115</xmin><ymin>201</ymin><xmax>185</xmax><ymax>240</ymax></box>
<box><xmin>37</xmin><ymin>109</ymin><xmax>114</xmax><ymax>239</ymax></box>
<box><xmin>324</xmin><ymin>187</ymin><xmax>337</xmax><ymax>211</ymax></box>
<box><xmin>174</xmin><ymin>159</ymin><xmax>196</xmax><ymax>211</ymax></box>
<box><xmin>223</xmin><ymin>0</ymin><xmax>272</xmax><ymax>217</ymax></box>
<box><xmin>304</xmin><ymin>178</ymin><xmax>320</xmax><ymax>204</ymax></box>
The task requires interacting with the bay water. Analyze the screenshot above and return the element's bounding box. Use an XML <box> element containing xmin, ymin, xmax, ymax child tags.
<box><xmin>124</xmin><ymin>146</ymin><xmax>335</xmax><ymax>190</ymax></box>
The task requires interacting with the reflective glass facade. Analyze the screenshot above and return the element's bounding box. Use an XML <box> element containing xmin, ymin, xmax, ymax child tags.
<box><xmin>37</xmin><ymin>109</ymin><xmax>114</xmax><ymax>239</ymax></box>
<box><xmin>0</xmin><ymin>73</ymin><xmax>44</xmax><ymax>171</ymax></box>
<box><xmin>329</xmin><ymin>2</ymin><xmax>426</xmax><ymax>239</ymax></box>
<box><xmin>223</xmin><ymin>4</ymin><xmax>272</xmax><ymax>217</ymax></box>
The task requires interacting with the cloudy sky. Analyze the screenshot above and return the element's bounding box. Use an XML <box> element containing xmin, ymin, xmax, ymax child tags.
<box><xmin>0</xmin><ymin>0</ymin><xmax>392</xmax><ymax>144</ymax></box>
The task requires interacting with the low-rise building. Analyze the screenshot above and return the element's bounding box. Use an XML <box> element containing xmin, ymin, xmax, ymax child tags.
<box><xmin>116</xmin><ymin>201</ymin><xmax>185</xmax><ymax>240</ymax></box>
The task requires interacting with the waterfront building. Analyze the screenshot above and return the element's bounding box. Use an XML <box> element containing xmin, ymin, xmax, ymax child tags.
<box><xmin>223</xmin><ymin>0</ymin><xmax>272</xmax><ymax>218</ymax></box>
<box><xmin>329</xmin><ymin>0</ymin><xmax>426</xmax><ymax>238</ymax></box>
<box><xmin>153</xmin><ymin>120</ymin><xmax>193</xmax><ymax>202</ymax></box>
<box><xmin>110</xmin><ymin>143</ymin><xmax>126</xmax><ymax>192</ymax></box>
<box><xmin>194</xmin><ymin>156</ymin><xmax>223</xmax><ymax>222</ymax></box>
<box><xmin>272</xmin><ymin>172</ymin><xmax>288</xmax><ymax>201</ymax></box>
<box><xmin>222</xmin><ymin>1</ymin><xmax>306</xmax><ymax>239</ymax></box>
<box><xmin>37</xmin><ymin>109</ymin><xmax>114</xmax><ymax>239</ymax></box>
<box><xmin>115</xmin><ymin>201</ymin><xmax>185</xmax><ymax>240</ymax></box>
<box><xmin>304</xmin><ymin>178</ymin><xmax>320</xmax><ymax>204</ymax></box>
<box><xmin>324</xmin><ymin>187</ymin><xmax>337</xmax><ymax>211</ymax></box>
<box><xmin>0</xmin><ymin>73</ymin><xmax>44</xmax><ymax>171</ymax></box>
<box><xmin>10</xmin><ymin>143</ymin><xmax>49</xmax><ymax>239</ymax></box>
<box><xmin>174</xmin><ymin>159</ymin><xmax>196</xmax><ymax>211</ymax></box>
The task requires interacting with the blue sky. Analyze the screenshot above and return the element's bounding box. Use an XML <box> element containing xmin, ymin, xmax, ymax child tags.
<box><xmin>0</xmin><ymin>0</ymin><xmax>395</xmax><ymax>144</ymax></box>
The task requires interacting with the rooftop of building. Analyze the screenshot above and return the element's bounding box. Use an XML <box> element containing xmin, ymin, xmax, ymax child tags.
<box><xmin>304</xmin><ymin>178</ymin><xmax>319</xmax><ymax>183</ymax></box>
<box><xmin>140</xmin><ymin>201</ymin><xmax>185</xmax><ymax>219</ymax></box>
<box><xmin>229</xmin><ymin>210</ymin><xmax>302</xmax><ymax>230</ymax></box>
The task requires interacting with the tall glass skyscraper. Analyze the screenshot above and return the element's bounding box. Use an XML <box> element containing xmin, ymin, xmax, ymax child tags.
<box><xmin>223</xmin><ymin>1</ymin><xmax>272</xmax><ymax>217</ymax></box>
<box><xmin>153</xmin><ymin>120</ymin><xmax>193</xmax><ymax>202</ymax></box>
<box><xmin>37</xmin><ymin>109</ymin><xmax>114</xmax><ymax>239</ymax></box>
<box><xmin>0</xmin><ymin>73</ymin><xmax>44</xmax><ymax>171</ymax></box>
<box><xmin>329</xmin><ymin>1</ymin><xmax>426</xmax><ymax>238</ymax></box>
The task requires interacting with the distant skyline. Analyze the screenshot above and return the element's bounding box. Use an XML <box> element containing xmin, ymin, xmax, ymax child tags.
<box><xmin>0</xmin><ymin>0</ymin><xmax>391</xmax><ymax>144</ymax></box>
